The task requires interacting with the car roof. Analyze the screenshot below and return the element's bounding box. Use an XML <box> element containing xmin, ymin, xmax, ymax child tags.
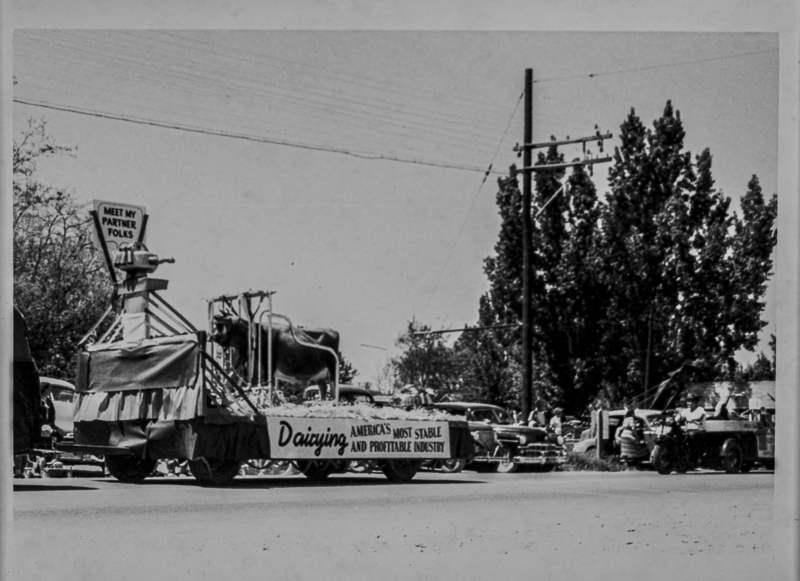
<box><xmin>39</xmin><ymin>377</ymin><xmax>75</xmax><ymax>390</ymax></box>
<box><xmin>337</xmin><ymin>386</ymin><xmax>374</xmax><ymax>396</ymax></box>
<box><xmin>432</xmin><ymin>402</ymin><xmax>505</xmax><ymax>412</ymax></box>
<box><xmin>303</xmin><ymin>385</ymin><xmax>373</xmax><ymax>396</ymax></box>
<box><xmin>608</xmin><ymin>409</ymin><xmax>662</xmax><ymax>418</ymax></box>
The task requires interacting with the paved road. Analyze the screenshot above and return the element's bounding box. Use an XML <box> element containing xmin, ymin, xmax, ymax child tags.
<box><xmin>14</xmin><ymin>469</ymin><xmax>775</xmax><ymax>581</ymax></box>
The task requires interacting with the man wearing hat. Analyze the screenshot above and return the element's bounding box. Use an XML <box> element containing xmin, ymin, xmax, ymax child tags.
<box><xmin>680</xmin><ymin>394</ymin><xmax>707</xmax><ymax>461</ymax></box>
<box><xmin>680</xmin><ymin>394</ymin><xmax>707</xmax><ymax>430</ymax></box>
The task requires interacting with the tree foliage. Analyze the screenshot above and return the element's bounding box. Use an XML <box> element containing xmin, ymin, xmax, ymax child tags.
<box><xmin>463</xmin><ymin>101</ymin><xmax>776</xmax><ymax>414</ymax></box>
<box><xmin>13</xmin><ymin>119</ymin><xmax>114</xmax><ymax>379</ymax></box>
<box><xmin>599</xmin><ymin>103</ymin><xmax>776</xmax><ymax>404</ymax></box>
<box><xmin>390</xmin><ymin>319</ymin><xmax>461</xmax><ymax>397</ymax></box>
<box><xmin>337</xmin><ymin>351</ymin><xmax>359</xmax><ymax>385</ymax></box>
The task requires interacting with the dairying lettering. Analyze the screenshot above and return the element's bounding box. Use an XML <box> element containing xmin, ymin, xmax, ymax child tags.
<box><xmin>277</xmin><ymin>421</ymin><xmax>348</xmax><ymax>456</ymax></box>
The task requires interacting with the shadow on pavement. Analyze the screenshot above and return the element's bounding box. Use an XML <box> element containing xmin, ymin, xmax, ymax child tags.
<box><xmin>228</xmin><ymin>476</ymin><xmax>486</xmax><ymax>489</ymax></box>
<box><xmin>13</xmin><ymin>484</ymin><xmax>99</xmax><ymax>492</ymax></box>
<box><xmin>92</xmin><ymin>474</ymin><xmax>487</xmax><ymax>489</ymax></box>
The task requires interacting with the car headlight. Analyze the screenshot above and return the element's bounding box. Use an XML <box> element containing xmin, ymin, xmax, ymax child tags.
<box><xmin>519</xmin><ymin>435</ymin><xmax>528</xmax><ymax>445</ymax></box>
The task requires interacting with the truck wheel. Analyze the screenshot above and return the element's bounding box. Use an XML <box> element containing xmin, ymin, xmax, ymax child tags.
<box><xmin>440</xmin><ymin>458</ymin><xmax>466</xmax><ymax>473</ymax></box>
<box><xmin>382</xmin><ymin>460</ymin><xmax>422</xmax><ymax>482</ymax></box>
<box><xmin>188</xmin><ymin>458</ymin><xmax>241</xmax><ymax>487</ymax></box>
<box><xmin>720</xmin><ymin>439</ymin><xmax>744</xmax><ymax>474</ymax></box>
<box><xmin>296</xmin><ymin>460</ymin><xmax>335</xmax><ymax>482</ymax></box>
<box><xmin>652</xmin><ymin>443</ymin><xmax>675</xmax><ymax>475</ymax></box>
<box><xmin>104</xmin><ymin>455</ymin><xmax>157</xmax><ymax>483</ymax></box>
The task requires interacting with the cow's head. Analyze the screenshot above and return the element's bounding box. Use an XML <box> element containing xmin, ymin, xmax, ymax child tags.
<box><xmin>210</xmin><ymin>314</ymin><xmax>237</xmax><ymax>348</ymax></box>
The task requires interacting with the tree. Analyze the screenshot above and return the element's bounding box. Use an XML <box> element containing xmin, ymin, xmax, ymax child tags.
<box><xmin>391</xmin><ymin>319</ymin><xmax>461</xmax><ymax>397</ymax></box>
<box><xmin>479</xmin><ymin>149</ymin><xmax>608</xmax><ymax>414</ymax></box>
<box><xmin>600</xmin><ymin>102</ymin><xmax>777</xmax><ymax>403</ymax></box>
<box><xmin>337</xmin><ymin>351</ymin><xmax>359</xmax><ymax>385</ymax></box>
<box><xmin>478</xmin><ymin>101</ymin><xmax>777</xmax><ymax>413</ymax></box>
<box><xmin>451</xmin><ymin>295</ymin><xmax>521</xmax><ymax>408</ymax></box>
<box><xmin>13</xmin><ymin>119</ymin><xmax>114</xmax><ymax>379</ymax></box>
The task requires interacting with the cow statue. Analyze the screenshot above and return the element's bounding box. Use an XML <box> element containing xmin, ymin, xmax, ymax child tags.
<box><xmin>210</xmin><ymin>313</ymin><xmax>340</xmax><ymax>401</ymax></box>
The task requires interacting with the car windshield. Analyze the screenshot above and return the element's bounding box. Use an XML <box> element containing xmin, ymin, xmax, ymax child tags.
<box><xmin>50</xmin><ymin>387</ymin><xmax>74</xmax><ymax>402</ymax></box>
<box><xmin>493</xmin><ymin>410</ymin><xmax>512</xmax><ymax>425</ymax></box>
<box><xmin>470</xmin><ymin>409</ymin><xmax>512</xmax><ymax>424</ymax></box>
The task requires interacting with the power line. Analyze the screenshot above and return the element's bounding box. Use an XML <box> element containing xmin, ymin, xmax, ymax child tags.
<box><xmin>15</xmin><ymin>34</ymin><xmax>511</xmax><ymax>155</ymax></box>
<box><xmin>534</xmin><ymin>48</ymin><xmax>777</xmax><ymax>84</ymax></box>
<box><xmin>19</xmin><ymin>32</ymin><xmax>520</xmax><ymax>161</ymax></box>
<box><xmin>421</xmin><ymin>91</ymin><xmax>525</xmax><ymax>317</ymax></box>
<box><xmin>13</xmin><ymin>97</ymin><xmax>509</xmax><ymax>175</ymax></box>
<box><xmin>16</xmin><ymin>30</ymin><xmax>514</xmax><ymax>146</ymax></box>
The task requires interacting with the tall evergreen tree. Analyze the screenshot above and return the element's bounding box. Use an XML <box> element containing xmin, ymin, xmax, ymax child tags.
<box><xmin>475</xmin><ymin>101</ymin><xmax>776</xmax><ymax>413</ymax></box>
<box><xmin>600</xmin><ymin>102</ymin><xmax>777</xmax><ymax>403</ymax></box>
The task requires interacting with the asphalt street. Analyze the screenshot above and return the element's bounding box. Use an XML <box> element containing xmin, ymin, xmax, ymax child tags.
<box><xmin>13</xmin><ymin>468</ymin><xmax>775</xmax><ymax>581</ymax></box>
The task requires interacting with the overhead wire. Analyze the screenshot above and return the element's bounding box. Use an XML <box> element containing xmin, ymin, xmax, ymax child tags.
<box><xmin>533</xmin><ymin>48</ymin><xmax>777</xmax><ymax>84</ymax></box>
<box><xmin>15</xmin><ymin>31</ymin><xmax>515</xmax><ymax>161</ymax></box>
<box><xmin>16</xmin><ymin>30</ymin><xmax>513</xmax><ymax>146</ymax></box>
<box><xmin>155</xmin><ymin>30</ymin><xmax>517</xmax><ymax>117</ymax></box>
<box><xmin>420</xmin><ymin>90</ymin><xmax>525</xmax><ymax>317</ymax></box>
<box><xmin>13</xmin><ymin>96</ymin><xmax>508</xmax><ymax>175</ymax></box>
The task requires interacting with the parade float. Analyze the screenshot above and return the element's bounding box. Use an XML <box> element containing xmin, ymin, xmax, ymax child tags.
<box><xmin>57</xmin><ymin>200</ymin><xmax>473</xmax><ymax>486</ymax></box>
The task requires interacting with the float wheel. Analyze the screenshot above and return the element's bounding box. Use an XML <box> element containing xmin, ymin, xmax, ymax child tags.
<box><xmin>296</xmin><ymin>460</ymin><xmax>335</xmax><ymax>482</ymax></box>
<box><xmin>382</xmin><ymin>460</ymin><xmax>423</xmax><ymax>482</ymax></box>
<box><xmin>188</xmin><ymin>458</ymin><xmax>241</xmax><ymax>487</ymax></box>
<box><xmin>105</xmin><ymin>455</ymin><xmax>157</xmax><ymax>484</ymax></box>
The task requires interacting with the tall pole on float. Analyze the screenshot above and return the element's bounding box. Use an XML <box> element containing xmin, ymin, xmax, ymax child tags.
<box><xmin>521</xmin><ymin>69</ymin><xmax>534</xmax><ymax>423</ymax></box>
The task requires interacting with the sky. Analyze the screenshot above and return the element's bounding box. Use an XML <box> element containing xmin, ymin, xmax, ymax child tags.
<box><xmin>11</xmin><ymin>29</ymin><xmax>780</xmax><ymax>385</ymax></box>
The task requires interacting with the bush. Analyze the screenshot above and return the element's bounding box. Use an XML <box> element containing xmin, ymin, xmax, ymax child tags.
<box><xmin>562</xmin><ymin>451</ymin><xmax>627</xmax><ymax>472</ymax></box>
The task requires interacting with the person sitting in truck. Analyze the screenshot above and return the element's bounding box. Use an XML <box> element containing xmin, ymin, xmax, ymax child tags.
<box><xmin>680</xmin><ymin>395</ymin><xmax>707</xmax><ymax>430</ymax></box>
<box><xmin>712</xmin><ymin>390</ymin><xmax>742</xmax><ymax>420</ymax></box>
<box><xmin>680</xmin><ymin>394</ymin><xmax>707</xmax><ymax>460</ymax></box>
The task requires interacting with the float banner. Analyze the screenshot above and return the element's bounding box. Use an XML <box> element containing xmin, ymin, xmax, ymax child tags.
<box><xmin>267</xmin><ymin>417</ymin><xmax>451</xmax><ymax>460</ymax></box>
<box><xmin>92</xmin><ymin>199</ymin><xmax>147</xmax><ymax>257</ymax></box>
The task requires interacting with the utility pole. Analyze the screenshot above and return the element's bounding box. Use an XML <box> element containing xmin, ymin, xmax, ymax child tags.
<box><xmin>521</xmin><ymin>69</ymin><xmax>533</xmax><ymax>424</ymax></box>
<box><xmin>515</xmin><ymin>68</ymin><xmax>613</xmax><ymax>422</ymax></box>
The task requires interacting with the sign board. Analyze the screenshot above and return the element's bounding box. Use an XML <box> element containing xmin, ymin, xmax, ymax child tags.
<box><xmin>267</xmin><ymin>417</ymin><xmax>451</xmax><ymax>460</ymax></box>
<box><xmin>92</xmin><ymin>199</ymin><xmax>147</xmax><ymax>259</ymax></box>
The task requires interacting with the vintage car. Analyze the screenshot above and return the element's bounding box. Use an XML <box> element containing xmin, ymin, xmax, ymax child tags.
<box><xmin>430</xmin><ymin>402</ymin><xmax>565</xmax><ymax>473</ymax></box>
<box><xmin>303</xmin><ymin>385</ymin><xmax>380</xmax><ymax>405</ymax></box>
<box><xmin>39</xmin><ymin>377</ymin><xmax>105</xmax><ymax>469</ymax></box>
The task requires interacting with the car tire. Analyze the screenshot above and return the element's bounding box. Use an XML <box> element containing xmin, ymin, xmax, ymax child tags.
<box><xmin>496</xmin><ymin>459</ymin><xmax>519</xmax><ymax>473</ymax></box>
<box><xmin>472</xmin><ymin>462</ymin><xmax>498</xmax><ymax>473</ymax></box>
<box><xmin>439</xmin><ymin>458</ymin><xmax>466</xmax><ymax>473</ymax></box>
<box><xmin>105</xmin><ymin>455</ymin><xmax>158</xmax><ymax>484</ymax></box>
<box><xmin>720</xmin><ymin>439</ymin><xmax>744</xmax><ymax>474</ymax></box>
<box><xmin>382</xmin><ymin>460</ymin><xmax>422</xmax><ymax>482</ymax></box>
<box><xmin>348</xmin><ymin>460</ymin><xmax>376</xmax><ymax>474</ymax></box>
<box><xmin>652</xmin><ymin>442</ymin><xmax>675</xmax><ymax>475</ymax></box>
<box><xmin>188</xmin><ymin>458</ymin><xmax>241</xmax><ymax>487</ymax></box>
<box><xmin>296</xmin><ymin>460</ymin><xmax>336</xmax><ymax>482</ymax></box>
<box><xmin>529</xmin><ymin>464</ymin><xmax>556</xmax><ymax>473</ymax></box>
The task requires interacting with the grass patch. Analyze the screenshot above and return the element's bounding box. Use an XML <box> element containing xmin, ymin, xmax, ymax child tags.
<box><xmin>562</xmin><ymin>451</ymin><xmax>628</xmax><ymax>472</ymax></box>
